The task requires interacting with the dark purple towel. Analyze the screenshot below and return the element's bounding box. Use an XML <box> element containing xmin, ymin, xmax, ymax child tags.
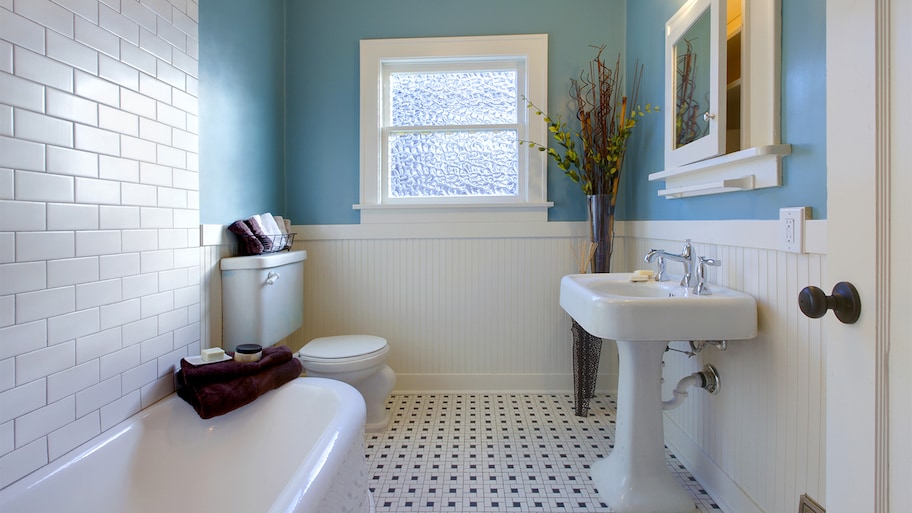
<box><xmin>228</xmin><ymin>220</ymin><xmax>264</xmax><ymax>255</ymax></box>
<box><xmin>177</xmin><ymin>358</ymin><xmax>302</xmax><ymax>419</ymax></box>
<box><xmin>245</xmin><ymin>216</ymin><xmax>274</xmax><ymax>252</ymax></box>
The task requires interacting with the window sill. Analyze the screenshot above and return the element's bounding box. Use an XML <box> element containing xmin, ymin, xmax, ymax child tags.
<box><xmin>353</xmin><ymin>202</ymin><xmax>553</xmax><ymax>224</ymax></box>
<box><xmin>648</xmin><ymin>144</ymin><xmax>791</xmax><ymax>199</ymax></box>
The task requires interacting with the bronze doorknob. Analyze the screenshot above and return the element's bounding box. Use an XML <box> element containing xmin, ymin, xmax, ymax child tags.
<box><xmin>798</xmin><ymin>282</ymin><xmax>861</xmax><ymax>324</ymax></box>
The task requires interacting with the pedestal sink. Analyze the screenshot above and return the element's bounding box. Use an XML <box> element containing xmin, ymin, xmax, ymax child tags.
<box><xmin>560</xmin><ymin>273</ymin><xmax>757</xmax><ymax>513</ymax></box>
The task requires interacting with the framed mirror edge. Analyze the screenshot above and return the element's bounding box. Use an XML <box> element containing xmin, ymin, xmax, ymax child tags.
<box><xmin>664</xmin><ymin>0</ymin><xmax>727</xmax><ymax>170</ymax></box>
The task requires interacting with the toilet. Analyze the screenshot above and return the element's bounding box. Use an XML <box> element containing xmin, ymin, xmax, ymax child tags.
<box><xmin>220</xmin><ymin>249</ymin><xmax>395</xmax><ymax>432</ymax></box>
<box><xmin>297</xmin><ymin>335</ymin><xmax>396</xmax><ymax>432</ymax></box>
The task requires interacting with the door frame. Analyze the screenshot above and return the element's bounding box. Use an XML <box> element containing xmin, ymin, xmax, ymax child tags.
<box><xmin>825</xmin><ymin>0</ymin><xmax>905</xmax><ymax>511</ymax></box>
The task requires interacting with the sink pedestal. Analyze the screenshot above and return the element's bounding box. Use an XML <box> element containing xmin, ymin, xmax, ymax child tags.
<box><xmin>592</xmin><ymin>340</ymin><xmax>696</xmax><ymax>513</ymax></box>
<box><xmin>559</xmin><ymin>272</ymin><xmax>757</xmax><ymax>512</ymax></box>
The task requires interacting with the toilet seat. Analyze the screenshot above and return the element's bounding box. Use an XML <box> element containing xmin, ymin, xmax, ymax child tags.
<box><xmin>298</xmin><ymin>335</ymin><xmax>389</xmax><ymax>373</ymax></box>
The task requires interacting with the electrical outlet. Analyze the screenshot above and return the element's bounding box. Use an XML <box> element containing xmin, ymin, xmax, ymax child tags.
<box><xmin>780</xmin><ymin>207</ymin><xmax>809</xmax><ymax>253</ymax></box>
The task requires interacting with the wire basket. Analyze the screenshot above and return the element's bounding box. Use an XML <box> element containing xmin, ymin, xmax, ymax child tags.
<box><xmin>236</xmin><ymin>233</ymin><xmax>296</xmax><ymax>255</ymax></box>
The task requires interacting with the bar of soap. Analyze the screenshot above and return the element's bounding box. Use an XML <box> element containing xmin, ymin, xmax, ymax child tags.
<box><xmin>201</xmin><ymin>347</ymin><xmax>226</xmax><ymax>363</ymax></box>
<box><xmin>634</xmin><ymin>269</ymin><xmax>656</xmax><ymax>278</ymax></box>
<box><xmin>629</xmin><ymin>273</ymin><xmax>649</xmax><ymax>282</ymax></box>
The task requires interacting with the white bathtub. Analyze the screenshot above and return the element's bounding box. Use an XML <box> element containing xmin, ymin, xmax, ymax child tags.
<box><xmin>0</xmin><ymin>378</ymin><xmax>371</xmax><ymax>513</ymax></box>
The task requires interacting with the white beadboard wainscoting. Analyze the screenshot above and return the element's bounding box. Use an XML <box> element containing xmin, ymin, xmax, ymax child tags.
<box><xmin>622</xmin><ymin>222</ymin><xmax>828</xmax><ymax>513</ymax></box>
<box><xmin>201</xmin><ymin>218</ymin><xmax>827</xmax><ymax>513</ymax></box>
<box><xmin>201</xmin><ymin>222</ymin><xmax>622</xmax><ymax>393</ymax></box>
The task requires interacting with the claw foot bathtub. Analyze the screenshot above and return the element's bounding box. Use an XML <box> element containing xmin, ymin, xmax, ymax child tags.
<box><xmin>0</xmin><ymin>377</ymin><xmax>372</xmax><ymax>513</ymax></box>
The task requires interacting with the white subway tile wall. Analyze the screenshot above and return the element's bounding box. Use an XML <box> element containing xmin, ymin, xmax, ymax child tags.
<box><xmin>0</xmin><ymin>0</ymin><xmax>199</xmax><ymax>489</ymax></box>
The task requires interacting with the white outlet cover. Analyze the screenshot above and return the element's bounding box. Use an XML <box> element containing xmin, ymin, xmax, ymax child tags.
<box><xmin>779</xmin><ymin>207</ymin><xmax>809</xmax><ymax>253</ymax></box>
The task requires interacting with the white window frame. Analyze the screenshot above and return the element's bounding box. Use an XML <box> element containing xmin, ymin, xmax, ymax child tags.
<box><xmin>358</xmin><ymin>34</ymin><xmax>551</xmax><ymax>224</ymax></box>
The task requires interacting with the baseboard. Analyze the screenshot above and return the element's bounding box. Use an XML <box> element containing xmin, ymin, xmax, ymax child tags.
<box><xmin>663</xmin><ymin>416</ymin><xmax>765</xmax><ymax>513</ymax></box>
<box><xmin>393</xmin><ymin>373</ymin><xmax>618</xmax><ymax>394</ymax></box>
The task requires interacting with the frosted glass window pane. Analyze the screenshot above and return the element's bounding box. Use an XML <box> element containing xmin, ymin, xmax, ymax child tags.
<box><xmin>389</xmin><ymin>130</ymin><xmax>518</xmax><ymax>197</ymax></box>
<box><xmin>391</xmin><ymin>71</ymin><xmax>517</xmax><ymax>126</ymax></box>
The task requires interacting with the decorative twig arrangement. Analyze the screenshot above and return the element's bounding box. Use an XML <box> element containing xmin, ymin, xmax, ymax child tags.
<box><xmin>571</xmin><ymin>48</ymin><xmax>640</xmax><ymax>199</ymax></box>
<box><xmin>524</xmin><ymin>45</ymin><xmax>656</xmax><ymax>202</ymax></box>
<box><xmin>674</xmin><ymin>38</ymin><xmax>708</xmax><ymax>147</ymax></box>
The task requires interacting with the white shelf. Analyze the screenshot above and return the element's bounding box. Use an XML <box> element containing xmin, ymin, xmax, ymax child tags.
<box><xmin>649</xmin><ymin>144</ymin><xmax>791</xmax><ymax>199</ymax></box>
<box><xmin>658</xmin><ymin>175</ymin><xmax>755</xmax><ymax>198</ymax></box>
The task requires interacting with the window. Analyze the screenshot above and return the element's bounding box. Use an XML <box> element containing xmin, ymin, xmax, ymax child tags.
<box><xmin>387</xmin><ymin>65</ymin><xmax>520</xmax><ymax>200</ymax></box>
<box><xmin>358</xmin><ymin>35</ymin><xmax>551</xmax><ymax>223</ymax></box>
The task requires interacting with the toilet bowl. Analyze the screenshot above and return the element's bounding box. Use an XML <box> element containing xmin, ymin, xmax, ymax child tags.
<box><xmin>297</xmin><ymin>335</ymin><xmax>396</xmax><ymax>432</ymax></box>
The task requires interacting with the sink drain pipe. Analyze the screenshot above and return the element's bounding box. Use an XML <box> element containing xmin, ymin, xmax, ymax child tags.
<box><xmin>662</xmin><ymin>364</ymin><xmax>721</xmax><ymax>410</ymax></box>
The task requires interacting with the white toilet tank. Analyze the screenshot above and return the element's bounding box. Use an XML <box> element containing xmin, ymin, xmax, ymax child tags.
<box><xmin>220</xmin><ymin>250</ymin><xmax>307</xmax><ymax>352</ymax></box>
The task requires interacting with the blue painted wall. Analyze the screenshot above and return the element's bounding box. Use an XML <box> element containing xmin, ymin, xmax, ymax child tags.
<box><xmin>199</xmin><ymin>0</ymin><xmax>285</xmax><ymax>224</ymax></box>
<box><xmin>621</xmin><ymin>0</ymin><xmax>827</xmax><ymax>221</ymax></box>
<box><xmin>283</xmin><ymin>0</ymin><xmax>626</xmax><ymax>224</ymax></box>
<box><xmin>199</xmin><ymin>0</ymin><xmax>825</xmax><ymax>224</ymax></box>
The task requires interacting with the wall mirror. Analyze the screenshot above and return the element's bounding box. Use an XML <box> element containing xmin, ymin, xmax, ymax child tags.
<box><xmin>673</xmin><ymin>8</ymin><xmax>713</xmax><ymax>151</ymax></box>
<box><xmin>651</xmin><ymin>0</ymin><xmax>790</xmax><ymax>199</ymax></box>
<box><xmin>664</xmin><ymin>0</ymin><xmax>726</xmax><ymax>169</ymax></box>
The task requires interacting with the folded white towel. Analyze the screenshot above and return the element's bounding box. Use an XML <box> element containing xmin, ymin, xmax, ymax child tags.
<box><xmin>259</xmin><ymin>213</ymin><xmax>283</xmax><ymax>235</ymax></box>
<box><xmin>273</xmin><ymin>215</ymin><xmax>288</xmax><ymax>234</ymax></box>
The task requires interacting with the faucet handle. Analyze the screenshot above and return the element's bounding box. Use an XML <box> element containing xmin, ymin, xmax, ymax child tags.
<box><xmin>699</xmin><ymin>256</ymin><xmax>721</xmax><ymax>267</ymax></box>
<box><xmin>694</xmin><ymin>256</ymin><xmax>722</xmax><ymax>295</ymax></box>
<box><xmin>655</xmin><ymin>255</ymin><xmax>669</xmax><ymax>282</ymax></box>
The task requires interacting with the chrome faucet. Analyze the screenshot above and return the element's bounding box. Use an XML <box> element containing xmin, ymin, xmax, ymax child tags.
<box><xmin>644</xmin><ymin>240</ymin><xmax>722</xmax><ymax>295</ymax></box>
<box><xmin>644</xmin><ymin>239</ymin><xmax>696</xmax><ymax>288</ymax></box>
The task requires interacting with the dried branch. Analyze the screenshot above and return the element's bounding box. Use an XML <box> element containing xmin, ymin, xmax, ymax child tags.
<box><xmin>523</xmin><ymin>45</ymin><xmax>657</xmax><ymax>205</ymax></box>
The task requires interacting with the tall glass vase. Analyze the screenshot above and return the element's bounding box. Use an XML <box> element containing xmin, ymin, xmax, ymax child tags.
<box><xmin>570</xmin><ymin>194</ymin><xmax>615</xmax><ymax>416</ymax></box>
<box><xmin>587</xmin><ymin>194</ymin><xmax>615</xmax><ymax>273</ymax></box>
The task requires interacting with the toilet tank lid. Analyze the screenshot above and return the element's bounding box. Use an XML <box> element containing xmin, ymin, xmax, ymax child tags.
<box><xmin>220</xmin><ymin>250</ymin><xmax>307</xmax><ymax>270</ymax></box>
<box><xmin>299</xmin><ymin>335</ymin><xmax>388</xmax><ymax>359</ymax></box>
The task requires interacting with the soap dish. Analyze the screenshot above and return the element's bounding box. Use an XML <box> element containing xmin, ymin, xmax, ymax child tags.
<box><xmin>183</xmin><ymin>354</ymin><xmax>232</xmax><ymax>366</ymax></box>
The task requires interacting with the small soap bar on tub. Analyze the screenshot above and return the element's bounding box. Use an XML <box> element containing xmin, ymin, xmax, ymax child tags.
<box><xmin>201</xmin><ymin>347</ymin><xmax>226</xmax><ymax>363</ymax></box>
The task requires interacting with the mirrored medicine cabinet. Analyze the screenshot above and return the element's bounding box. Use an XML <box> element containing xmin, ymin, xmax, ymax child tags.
<box><xmin>650</xmin><ymin>0</ymin><xmax>791</xmax><ymax>199</ymax></box>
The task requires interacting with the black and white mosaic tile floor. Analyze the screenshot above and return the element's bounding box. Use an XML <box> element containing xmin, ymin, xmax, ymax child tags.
<box><xmin>364</xmin><ymin>393</ymin><xmax>722</xmax><ymax>512</ymax></box>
